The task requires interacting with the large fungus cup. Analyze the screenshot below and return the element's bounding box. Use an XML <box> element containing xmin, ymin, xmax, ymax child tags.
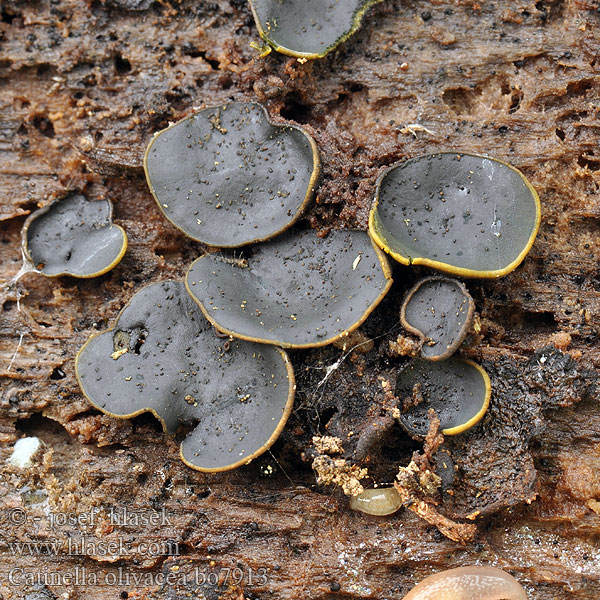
<box><xmin>185</xmin><ymin>229</ymin><xmax>393</xmax><ymax>349</ymax></box>
<box><xmin>395</xmin><ymin>357</ymin><xmax>491</xmax><ymax>437</ymax></box>
<box><xmin>144</xmin><ymin>102</ymin><xmax>319</xmax><ymax>248</ymax></box>
<box><xmin>23</xmin><ymin>193</ymin><xmax>127</xmax><ymax>278</ymax></box>
<box><xmin>76</xmin><ymin>281</ymin><xmax>295</xmax><ymax>472</ymax></box>
<box><xmin>369</xmin><ymin>152</ymin><xmax>541</xmax><ymax>278</ymax></box>
<box><xmin>400</xmin><ymin>276</ymin><xmax>475</xmax><ymax>361</ymax></box>
<box><xmin>249</xmin><ymin>0</ymin><xmax>382</xmax><ymax>59</ymax></box>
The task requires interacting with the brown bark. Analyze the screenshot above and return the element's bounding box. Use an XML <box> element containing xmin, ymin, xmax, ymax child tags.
<box><xmin>1</xmin><ymin>1</ymin><xmax>600</xmax><ymax>598</ymax></box>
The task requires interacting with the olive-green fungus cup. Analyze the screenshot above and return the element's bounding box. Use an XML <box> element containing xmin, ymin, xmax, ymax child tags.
<box><xmin>76</xmin><ymin>281</ymin><xmax>295</xmax><ymax>473</ymax></box>
<box><xmin>144</xmin><ymin>102</ymin><xmax>320</xmax><ymax>248</ymax></box>
<box><xmin>369</xmin><ymin>152</ymin><xmax>541</xmax><ymax>278</ymax></box>
<box><xmin>23</xmin><ymin>193</ymin><xmax>127</xmax><ymax>278</ymax></box>
<box><xmin>249</xmin><ymin>0</ymin><xmax>382</xmax><ymax>59</ymax></box>
<box><xmin>185</xmin><ymin>229</ymin><xmax>393</xmax><ymax>349</ymax></box>
<box><xmin>395</xmin><ymin>357</ymin><xmax>491</xmax><ymax>438</ymax></box>
<box><xmin>400</xmin><ymin>276</ymin><xmax>475</xmax><ymax>361</ymax></box>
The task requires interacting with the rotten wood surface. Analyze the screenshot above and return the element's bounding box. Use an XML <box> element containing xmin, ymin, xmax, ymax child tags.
<box><xmin>1</xmin><ymin>1</ymin><xmax>599</xmax><ymax>598</ymax></box>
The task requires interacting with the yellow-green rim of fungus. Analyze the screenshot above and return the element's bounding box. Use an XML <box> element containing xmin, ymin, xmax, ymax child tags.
<box><xmin>368</xmin><ymin>152</ymin><xmax>542</xmax><ymax>279</ymax></box>
<box><xmin>184</xmin><ymin>235</ymin><xmax>393</xmax><ymax>350</ymax></box>
<box><xmin>143</xmin><ymin>102</ymin><xmax>321</xmax><ymax>248</ymax></box>
<box><xmin>75</xmin><ymin>282</ymin><xmax>296</xmax><ymax>473</ymax></box>
<box><xmin>395</xmin><ymin>357</ymin><xmax>491</xmax><ymax>437</ymax></box>
<box><xmin>442</xmin><ymin>358</ymin><xmax>491</xmax><ymax>436</ymax></box>
<box><xmin>249</xmin><ymin>0</ymin><xmax>383</xmax><ymax>59</ymax></box>
<box><xmin>22</xmin><ymin>195</ymin><xmax>127</xmax><ymax>279</ymax></box>
<box><xmin>76</xmin><ymin>343</ymin><xmax>295</xmax><ymax>473</ymax></box>
<box><xmin>181</xmin><ymin>350</ymin><xmax>295</xmax><ymax>473</ymax></box>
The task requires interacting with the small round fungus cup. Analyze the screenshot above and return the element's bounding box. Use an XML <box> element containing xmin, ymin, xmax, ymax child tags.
<box><xmin>395</xmin><ymin>357</ymin><xmax>491</xmax><ymax>437</ymax></box>
<box><xmin>23</xmin><ymin>193</ymin><xmax>127</xmax><ymax>278</ymax></box>
<box><xmin>400</xmin><ymin>276</ymin><xmax>475</xmax><ymax>361</ymax></box>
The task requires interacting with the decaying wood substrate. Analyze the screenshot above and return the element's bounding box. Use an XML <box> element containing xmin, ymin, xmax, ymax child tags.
<box><xmin>1</xmin><ymin>1</ymin><xmax>599</xmax><ymax>598</ymax></box>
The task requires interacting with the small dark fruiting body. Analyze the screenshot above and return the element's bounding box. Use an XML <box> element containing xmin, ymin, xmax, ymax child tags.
<box><xmin>23</xmin><ymin>193</ymin><xmax>127</xmax><ymax>278</ymax></box>
<box><xmin>400</xmin><ymin>276</ymin><xmax>475</xmax><ymax>361</ymax></box>
<box><xmin>369</xmin><ymin>152</ymin><xmax>541</xmax><ymax>278</ymax></box>
<box><xmin>396</xmin><ymin>357</ymin><xmax>491</xmax><ymax>437</ymax></box>
<box><xmin>249</xmin><ymin>0</ymin><xmax>382</xmax><ymax>58</ymax></box>
<box><xmin>144</xmin><ymin>102</ymin><xmax>319</xmax><ymax>248</ymax></box>
<box><xmin>185</xmin><ymin>229</ymin><xmax>393</xmax><ymax>349</ymax></box>
<box><xmin>401</xmin><ymin>565</ymin><xmax>528</xmax><ymax>599</ymax></box>
<box><xmin>76</xmin><ymin>281</ymin><xmax>295</xmax><ymax>472</ymax></box>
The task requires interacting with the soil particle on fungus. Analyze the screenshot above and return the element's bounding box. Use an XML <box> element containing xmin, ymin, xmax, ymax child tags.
<box><xmin>312</xmin><ymin>435</ymin><xmax>344</xmax><ymax>455</ymax></box>
<box><xmin>312</xmin><ymin>454</ymin><xmax>368</xmax><ymax>496</ymax></box>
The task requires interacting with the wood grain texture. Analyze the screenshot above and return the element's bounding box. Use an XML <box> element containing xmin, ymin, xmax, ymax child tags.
<box><xmin>1</xmin><ymin>1</ymin><xmax>599</xmax><ymax>598</ymax></box>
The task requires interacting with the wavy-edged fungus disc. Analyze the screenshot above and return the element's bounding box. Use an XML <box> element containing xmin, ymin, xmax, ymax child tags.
<box><xmin>249</xmin><ymin>0</ymin><xmax>382</xmax><ymax>59</ymax></box>
<box><xmin>401</xmin><ymin>566</ymin><xmax>527</xmax><ymax>600</ymax></box>
<box><xmin>369</xmin><ymin>153</ymin><xmax>541</xmax><ymax>278</ymax></box>
<box><xmin>400</xmin><ymin>277</ymin><xmax>475</xmax><ymax>361</ymax></box>
<box><xmin>76</xmin><ymin>281</ymin><xmax>295</xmax><ymax>472</ymax></box>
<box><xmin>144</xmin><ymin>102</ymin><xmax>319</xmax><ymax>247</ymax></box>
<box><xmin>395</xmin><ymin>358</ymin><xmax>491</xmax><ymax>437</ymax></box>
<box><xmin>23</xmin><ymin>194</ymin><xmax>127</xmax><ymax>278</ymax></box>
<box><xmin>185</xmin><ymin>229</ymin><xmax>392</xmax><ymax>349</ymax></box>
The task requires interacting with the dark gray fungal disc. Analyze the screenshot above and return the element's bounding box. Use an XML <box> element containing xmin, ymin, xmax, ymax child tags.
<box><xmin>23</xmin><ymin>194</ymin><xmax>127</xmax><ymax>278</ymax></box>
<box><xmin>249</xmin><ymin>0</ymin><xmax>381</xmax><ymax>58</ymax></box>
<box><xmin>144</xmin><ymin>102</ymin><xmax>319</xmax><ymax>247</ymax></box>
<box><xmin>75</xmin><ymin>281</ymin><xmax>295</xmax><ymax>472</ymax></box>
<box><xmin>395</xmin><ymin>358</ymin><xmax>491</xmax><ymax>437</ymax></box>
<box><xmin>400</xmin><ymin>277</ymin><xmax>475</xmax><ymax>361</ymax></box>
<box><xmin>369</xmin><ymin>153</ymin><xmax>541</xmax><ymax>278</ymax></box>
<box><xmin>185</xmin><ymin>229</ymin><xmax>393</xmax><ymax>349</ymax></box>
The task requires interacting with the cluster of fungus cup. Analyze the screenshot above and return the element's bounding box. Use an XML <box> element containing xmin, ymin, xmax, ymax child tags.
<box><xmin>249</xmin><ymin>0</ymin><xmax>382</xmax><ymax>59</ymax></box>
<box><xmin>75</xmin><ymin>99</ymin><xmax>396</xmax><ymax>472</ymax></box>
<box><xmin>352</xmin><ymin>151</ymin><xmax>540</xmax><ymax>513</ymax></box>
<box><xmin>71</xmin><ymin>100</ymin><xmax>541</xmax><ymax>490</ymax></box>
<box><xmin>22</xmin><ymin>193</ymin><xmax>127</xmax><ymax>278</ymax></box>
